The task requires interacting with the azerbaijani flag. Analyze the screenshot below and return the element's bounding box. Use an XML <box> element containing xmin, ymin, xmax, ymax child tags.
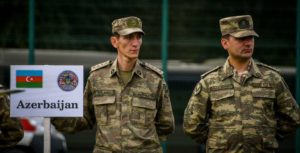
<box><xmin>16</xmin><ymin>70</ymin><xmax>43</xmax><ymax>88</ymax></box>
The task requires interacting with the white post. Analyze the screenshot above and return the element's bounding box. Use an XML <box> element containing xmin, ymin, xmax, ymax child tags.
<box><xmin>43</xmin><ymin>117</ymin><xmax>51</xmax><ymax>153</ymax></box>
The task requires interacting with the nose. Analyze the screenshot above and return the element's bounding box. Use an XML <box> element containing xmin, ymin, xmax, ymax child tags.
<box><xmin>243</xmin><ymin>37</ymin><xmax>254</xmax><ymax>45</ymax></box>
<box><xmin>131</xmin><ymin>37</ymin><xmax>141</xmax><ymax>46</ymax></box>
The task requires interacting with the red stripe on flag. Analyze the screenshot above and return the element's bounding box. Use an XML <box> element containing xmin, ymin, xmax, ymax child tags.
<box><xmin>16</xmin><ymin>76</ymin><xmax>43</xmax><ymax>83</ymax></box>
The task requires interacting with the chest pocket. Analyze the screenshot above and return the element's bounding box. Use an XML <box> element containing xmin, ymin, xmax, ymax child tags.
<box><xmin>252</xmin><ymin>88</ymin><xmax>275</xmax><ymax>99</ymax></box>
<box><xmin>252</xmin><ymin>88</ymin><xmax>276</xmax><ymax>116</ymax></box>
<box><xmin>131</xmin><ymin>92</ymin><xmax>157</xmax><ymax>128</ymax></box>
<box><xmin>209</xmin><ymin>84</ymin><xmax>235</xmax><ymax>122</ymax></box>
<box><xmin>210</xmin><ymin>84</ymin><xmax>234</xmax><ymax>101</ymax></box>
<box><xmin>93</xmin><ymin>90</ymin><xmax>116</xmax><ymax>125</ymax></box>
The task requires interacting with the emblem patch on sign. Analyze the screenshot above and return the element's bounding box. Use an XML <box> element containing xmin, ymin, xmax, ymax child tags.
<box><xmin>57</xmin><ymin>70</ymin><xmax>78</xmax><ymax>91</ymax></box>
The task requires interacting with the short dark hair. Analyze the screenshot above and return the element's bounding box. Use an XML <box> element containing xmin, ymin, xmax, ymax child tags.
<box><xmin>222</xmin><ymin>34</ymin><xmax>230</xmax><ymax>39</ymax></box>
<box><xmin>112</xmin><ymin>33</ymin><xmax>120</xmax><ymax>37</ymax></box>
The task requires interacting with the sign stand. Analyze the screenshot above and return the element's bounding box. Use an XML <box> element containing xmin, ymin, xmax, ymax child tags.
<box><xmin>44</xmin><ymin>117</ymin><xmax>51</xmax><ymax>153</ymax></box>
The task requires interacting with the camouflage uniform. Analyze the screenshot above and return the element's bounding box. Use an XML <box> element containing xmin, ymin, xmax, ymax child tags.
<box><xmin>0</xmin><ymin>85</ymin><xmax>24</xmax><ymax>149</ymax></box>
<box><xmin>183</xmin><ymin>15</ymin><xmax>300</xmax><ymax>153</ymax></box>
<box><xmin>52</xmin><ymin>16</ymin><xmax>175</xmax><ymax>153</ymax></box>
<box><xmin>183</xmin><ymin>59</ymin><xmax>300</xmax><ymax>153</ymax></box>
<box><xmin>52</xmin><ymin>59</ymin><xmax>175</xmax><ymax>153</ymax></box>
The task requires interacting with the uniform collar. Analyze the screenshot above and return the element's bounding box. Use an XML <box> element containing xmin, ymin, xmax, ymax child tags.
<box><xmin>109</xmin><ymin>59</ymin><xmax>118</xmax><ymax>77</ymax></box>
<box><xmin>220</xmin><ymin>59</ymin><xmax>234</xmax><ymax>80</ymax></box>
<box><xmin>250</xmin><ymin>59</ymin><xmax>263</xmax><ymax>78</ymax></box>
<box><xmin>109</xmin><ymin>58</ymin><xmax>144</xmax><ymax>78</ymax></box>
<box><xmin>220</xmin><ymin>58</ymin><xmax>262</xmax><ymax>80</ymax></box>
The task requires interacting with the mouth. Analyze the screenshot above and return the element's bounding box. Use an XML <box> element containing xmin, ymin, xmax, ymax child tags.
<box><xmin>130</xmin><ymin>49</ymin><xmax>139</xmax><ymax>53</ymax></box>
<box><xmin>242</xmin><ymin>48</ymin><xmax>252</xmax><ymax>53</ymax></box>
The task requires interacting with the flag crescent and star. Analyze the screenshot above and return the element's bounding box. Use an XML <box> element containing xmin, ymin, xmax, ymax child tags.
<box><xmin>25</xmin><ymin>76</ymin><xmax>34</xmax><ymax>82</ymax></box>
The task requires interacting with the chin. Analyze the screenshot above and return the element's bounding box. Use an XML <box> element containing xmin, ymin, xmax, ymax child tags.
<box><xmin>128</xmin><ymin>55</ymin><xmax>139</xmax><ymax>59</ymax></box>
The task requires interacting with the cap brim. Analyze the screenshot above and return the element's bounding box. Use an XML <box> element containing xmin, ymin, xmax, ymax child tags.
<box><xmin>230</xmin><ymin>30</ymin><xmax>259</xmax><ymax>38</ymax></box>
<box><xmin>117</xmin><ymin>28</ymin><xmax>145</xmax><ymax>36</ymax></box>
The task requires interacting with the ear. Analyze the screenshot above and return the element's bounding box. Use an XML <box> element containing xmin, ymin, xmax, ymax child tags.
<box><xmin>110</xmin><ymin>36</ymin><xmax>118</xmax><ymax>48</ymax></box>
<box><xmin>220</xmin><ymin>38</ymin><xmax>228</xmax><ymax>50</ymax></box>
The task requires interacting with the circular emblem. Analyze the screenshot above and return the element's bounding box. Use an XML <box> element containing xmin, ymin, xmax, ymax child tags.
<box><xmin>238</xmin><ymin>19</ymin><xmax>250</xmax><ymax>29</ymax></box>
<box><xmin>57</xmin><ymin>70</ymin><xmax>79</xmax><ymax>91</ymax></box>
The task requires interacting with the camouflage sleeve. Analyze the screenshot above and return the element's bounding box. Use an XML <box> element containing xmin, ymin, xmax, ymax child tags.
<box><xmin>155</xmin><ymin>79</ymin><xmax>175</xmax><ymax>141</ymax></box>
<box><xmin>51</xmin><ymin>77</ymin><xmax>95</xmax><ymax>133</ymax></box>
<box><xmin>183</xmin><ymin>79</ymin><xmax>210</xmax><ymax>144</ymax></box>
<box><xmin>0</xmin><ymin>96</ymin><xmax>24</xmax><ymax>148</ymax></box>
<box><xmin>275</xmin><ymin>76</ymin><xmax>300</xmax><ymax>139</ymax></box>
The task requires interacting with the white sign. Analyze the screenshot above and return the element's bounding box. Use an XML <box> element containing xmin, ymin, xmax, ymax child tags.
<box><xmin>10</xmin><ymin>65</ymin><xmax>83</xmax><ymax>117</ymax></box>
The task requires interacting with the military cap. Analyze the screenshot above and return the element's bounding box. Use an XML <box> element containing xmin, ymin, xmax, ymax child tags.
<box><xmin>219</xmin><ymin>15</ymin><xmax>259</xmax><ymax>38</ymax></box>
<box><xmin>112</xmin><ymin>16</ymin><xmax>145</xmax><ymax>35</ymax></box>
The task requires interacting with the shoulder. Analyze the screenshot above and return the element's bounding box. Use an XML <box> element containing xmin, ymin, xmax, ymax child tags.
<box><xmin>90</xmin><ymin>60</ymin><xmax>113</xmax><ymax>73</ymax></box>
<box><xmin>201</xmin><ymin>66</ymin><xmax>221</xmax><ymax>79</ymax></box>
<box><xmin>140</xmin><ymin>61</ymin><xmax>163</xmax><ymax>77</ymax></box>
<box><xmin>256</xmin><ymin>62</ymin><xmax>281</xmax><ymax>74</ymax></box>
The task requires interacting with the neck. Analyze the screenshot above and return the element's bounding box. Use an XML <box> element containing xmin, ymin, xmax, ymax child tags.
<box><xmin>117</xmin><ymin>56</ymin><xmax>137</xmax><ymax>71</ymax></box>
<box><xmin>228</xmin><ymin>57</ymin><xmax>251</xmax><ymax>73</ymax></box>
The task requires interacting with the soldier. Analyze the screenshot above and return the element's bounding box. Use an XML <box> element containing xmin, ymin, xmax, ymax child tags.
<box><xmin>52</xmin><ymin>16</ymin><xmax>175</xmax><ymax>153</ymax></box>
<box><xmin>183</xmin><ymin>15</ymin><xmax>300</xmax><ymax>153</ymax></box>
<box><xmin>0</xmin><ymin>84</ymin><xmax>24</xmax><ymax>150</ymax></box>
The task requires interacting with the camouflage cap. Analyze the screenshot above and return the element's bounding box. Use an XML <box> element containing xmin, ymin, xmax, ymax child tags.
<box><xmin>219</xmin><ymin>15</ymin><xmax>259</xmax><ymax>38</ymax></box>
<box><xmin>112</xmin><ymin>16</ymin><xmax>145</xmax><ymax>35</ymax></box>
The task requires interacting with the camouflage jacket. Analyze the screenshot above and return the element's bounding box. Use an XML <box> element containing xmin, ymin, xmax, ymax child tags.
<box><xmin>0</xmin><ymin>94</ymin><xmax>24</xmax><ymax>148</ymax></box>
<box><xmin>183</xmin><ymin>59</ymin><xmax>300</xmax><ymax>153</ymax></box>
<box><xmin>52</xmin><ymin>59</ymin><xmax>175</xmax><ymax>153</ymax></box>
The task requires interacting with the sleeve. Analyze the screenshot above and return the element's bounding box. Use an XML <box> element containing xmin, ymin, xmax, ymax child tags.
<box><xmin>0</xmin><ymin>96</ymin><xmax>24</xmax><ymax>148</ymax></box>
<box><xmin>155</xmin><ymin>79</ymin><xmax>175</xmax><ymax>141</ymax></box>
<box><xmin>275</xmin><ymin>76</ymin><xmax>300</xmax><ymax>139</ymax></box>
<box><xmin>183</xmin><ymin>79</ymin><xmax>210</xmax><ymax>144</ymax></box>
<box><xmin>51</xmin><ymin>76</ymin><xmax>96</xmax><ymax>133</ymax></box>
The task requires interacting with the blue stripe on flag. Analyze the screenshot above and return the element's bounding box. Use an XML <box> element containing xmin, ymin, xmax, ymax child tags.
<box><xmin>16</xmin><ymin>70</ymin><xmax>43</xmax><ymax>76</ymax></box>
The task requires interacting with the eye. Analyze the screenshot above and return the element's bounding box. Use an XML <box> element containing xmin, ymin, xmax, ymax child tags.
<box><xmin>123</xmin><ymin>35</ymin><xmax>132</xmax><ymax>40</ymax></box>
<box><xmin>123</xmin><ymin>33</ymin><xmax>143</xmax><ymax>40</ymax></box>
<box><xmin>238</xmin><ymin>36</ymin><xmax>254</xmax><ymax>41</ymax></box>
<box><xmin>136</xmin><ymin>34</ymin><xmax>142</xmax><ymax>39</ymax></box>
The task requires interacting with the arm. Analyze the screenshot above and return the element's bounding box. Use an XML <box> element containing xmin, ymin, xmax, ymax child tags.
<box><xmin>275</xmin><ymin>76</ymin><xmax>300</xmax><ymax>139</ymax></box>
<box><xmin>0</xmin><ymin>96</ymin><xmax>24</xmax><ymax>148</ymax></box>
<box><xmin>51</xmin><ymin>77</ymin><xmax>96</xmax><ymax>133</ymax></box>
<box><xmin>183</xmin><ymin>80</ymin><xmax>210</xmax><ymax>144</ymax></box>
<box><xmin>155</xmin><ymin>80</ymin><xmax>175</xmax><ymax>141</ymax></box>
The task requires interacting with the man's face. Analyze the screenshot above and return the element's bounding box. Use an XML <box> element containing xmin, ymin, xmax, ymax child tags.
<box><xmin>221</xmin><ymin>35</ymin><xmax>255</xmax><ymax>61</ymax></box>
<box><xmin>111</xmin><ymin>32</ymin><xmax>143</xmax><ymax>60</ymax></box>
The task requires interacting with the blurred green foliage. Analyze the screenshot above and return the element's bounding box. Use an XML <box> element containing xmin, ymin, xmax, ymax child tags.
<box><xmin>0</xmin><ymin>0</ymin><xmax>297</xmax><ymax>65</ymax></box>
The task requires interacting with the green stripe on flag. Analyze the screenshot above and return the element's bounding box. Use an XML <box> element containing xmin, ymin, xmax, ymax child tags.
<box><xmin>17</xmin><ymin>82</ymin><xmax>43</xmax><ymax>88</ymax></box>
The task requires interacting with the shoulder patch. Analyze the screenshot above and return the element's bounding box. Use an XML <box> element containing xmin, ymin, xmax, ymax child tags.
<box><xmin>201</xmin><ymin>66</ymin><xmax>221</xmax><ymax>79</ymax></box>
<box><xmin>193</xmin><ymin>83</ymin><xmax>202</xmax><ymax>95</ymax></box>
<box><xmin>141</xmin><ymin>62</ymin><xmax>163</xmax><ymax>77</ymax></box>
<box><xmin>90</xmin><ymin>60</ymin><xmax>112</xmax><ymax>73</ymax></box>
<box><xmin>257</xmin><ymin>63</ymin><xmax>280</xmax><ymax>73</ymax></box>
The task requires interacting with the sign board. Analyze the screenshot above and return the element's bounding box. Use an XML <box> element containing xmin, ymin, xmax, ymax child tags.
<box><xmin>10</xmin><ymin>65</ymin><xmax>83</xmax><ymax>117</ymax></box>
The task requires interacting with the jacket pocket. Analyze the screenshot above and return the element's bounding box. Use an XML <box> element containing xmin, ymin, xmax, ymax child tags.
<box><xmin>93</xmin><ymin>92</ymin><xmax>116</xmax><ymax>125</ymax></box>
<box><xmin>252</xmin><ymin>88</ymin><xmax>275</xmax><ymax>99</ymax></box>
<box><xmin>252</xmin><ymin>88</ymin><xmax>276</xmax><ymax>117</ymax></box>
<box><xmin>131</xmin><ymin>94</ymin><xmax>157</xmax><ymax>128</ymax></box>
<box><xmin>209</xmin><ymin>88</ymin><xmax>235</xmax><ymax>123</ymax></box>
<box><xmin>210</xmin><ymin>84</ymin><xmax>234</xmax><ymax>101</ymax></box>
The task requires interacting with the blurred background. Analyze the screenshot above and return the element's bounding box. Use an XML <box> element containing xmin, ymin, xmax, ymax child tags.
<box><xmin>0</xmin><ymin>0</ymin><xmax>299</xmax><ymax>153</ymax></box>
